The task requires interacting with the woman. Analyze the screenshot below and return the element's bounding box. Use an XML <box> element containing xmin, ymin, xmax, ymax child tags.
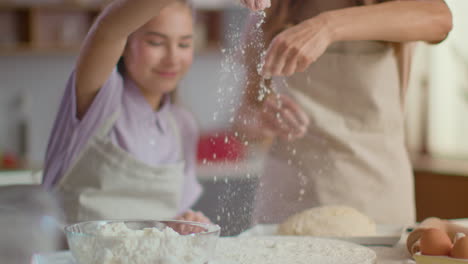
<box><xmin>236</xmin><ymin>0</ymin><xmax>452</xmax><ymax>225</ymax></box>
<box><xmin>43</xmin><ymin>0</ymin><xmax>209</xmax><ymax>223</ymax></box>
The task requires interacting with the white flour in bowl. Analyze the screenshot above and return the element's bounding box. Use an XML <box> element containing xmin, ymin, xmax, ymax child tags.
<box><xmin>68</xmin><ymin>223</ymin><xmax>376</xmax><ymax>264</ymax></box>
<box><xmin>69</xmin><ymin>222</ymin><xmax>210</xmax><ymax>264</ymax></box>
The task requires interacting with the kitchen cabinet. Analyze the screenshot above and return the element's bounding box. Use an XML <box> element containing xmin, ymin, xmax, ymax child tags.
<box><xmin>0</xmin><ymin>169</ymin><xmax>41</xmax><ymax>186</ymax></box>
<box><xmin>412</xmin><ymin>154</ymin><xmax>468</xmax><ymax>222</ymax></box>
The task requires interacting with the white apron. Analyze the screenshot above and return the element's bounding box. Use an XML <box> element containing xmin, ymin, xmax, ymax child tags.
<box><xmin>254</xmin><ymin>41</ymin><xmax>416</xmax><ymax>225</ymax></box>
<box><xmin>55</xmin><ymin>111</ymin><xmax>184</xmax><ymax>223</ymax></box>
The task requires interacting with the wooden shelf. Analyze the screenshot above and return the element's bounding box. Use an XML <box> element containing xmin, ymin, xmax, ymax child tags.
<box><xmin>0</xmin><ymin>1</ymin><xmax>230</xmax><ymax>55</ymax></box>
<box><xmin>0</xmin><ymin>1</ymin><xmax>240</xmax><ymax>11</ymax></box>
<box><xmin>0</xmin><ymin>2</ymin><xmax>104</xmax><ymax>11</ymax></box>
<box><xmin>0</xmin><ymin>2</ymin><xmax>97</xmax><ymax>54</ymax></box>
<box><xmin>0</xmin><ymin>44</ymin><xmax>81</xmax><ymax>55</ymax></box>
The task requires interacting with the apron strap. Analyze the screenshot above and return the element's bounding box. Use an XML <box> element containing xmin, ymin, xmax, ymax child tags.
<box><xmin>56</xmin><ymin>109</ymin><xmax>121</xmax><ymax>189</ymax></box>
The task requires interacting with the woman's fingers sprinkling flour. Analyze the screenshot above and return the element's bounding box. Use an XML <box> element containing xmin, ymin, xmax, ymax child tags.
<box><xmin>261</xmin><ymin>15</ymin><xmax>332</xmax><ymax>77</ymax></box>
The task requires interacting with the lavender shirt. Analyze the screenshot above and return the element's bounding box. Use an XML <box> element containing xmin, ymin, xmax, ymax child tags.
<box><xmin>43</xmin><ymin>68</ymin><xmax>202</xmax><ymax>214</ymax></box>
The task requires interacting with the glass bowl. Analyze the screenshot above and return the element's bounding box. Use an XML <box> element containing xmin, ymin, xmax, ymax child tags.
<box><xmin>64</xmin><ymin>220</ymin><xmax>221</xmax><ymax>264</ymax></box>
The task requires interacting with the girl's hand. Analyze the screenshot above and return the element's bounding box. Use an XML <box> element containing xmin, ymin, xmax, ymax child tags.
<box><xmin>171</xmin><ymin>210</ymin><xmax>212</xmax><ymax>235</ymax></box>
<box><xmin>238</xmin><ymin>0</ymin><xmax>271</xmax><ymax>11</ymax></box>
<box><xmin>176</xmin><ymin>210</ymin><xmax>211</xmax><ymax>224</ymax></box>
<box><xmin>261</xmin><ymin>14</ymin><xmax>333</xmax><ymax>77</ymax></box>
<box><xmin>258</xmin><ymin>94</ymin><xmax>310</xmax><ymax>141</ymax></box>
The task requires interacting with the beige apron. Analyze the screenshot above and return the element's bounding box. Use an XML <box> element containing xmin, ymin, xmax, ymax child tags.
<box><xmin>254</xmin><ymin>41</ymin><xmax>416</xmax><ymax>225</ymax></box>
<box><xmin>55</xmin><ymin>111</ymin><xmax>184</xmax><ymax>223</ymax></box>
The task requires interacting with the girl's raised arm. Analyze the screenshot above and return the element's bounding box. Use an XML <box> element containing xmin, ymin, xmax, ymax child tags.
<box><xmin>75</xmin><ymin>0</ymin><xmax>173</xmax><ymax>118</ymax></box>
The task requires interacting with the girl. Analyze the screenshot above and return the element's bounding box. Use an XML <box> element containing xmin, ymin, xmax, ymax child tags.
<box><xmin>43</xmin><ymin>0</ymin><xmax>209</xmax><ymax>223</ymax></box>
<box><xmin>236</xmin><ymin>0</ymin><xmax>452</xmax><ymax>225</ymax></box>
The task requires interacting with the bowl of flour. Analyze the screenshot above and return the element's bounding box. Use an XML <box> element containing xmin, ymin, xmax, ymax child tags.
<box><xmin>64</xmin><ymin>220</ymin><xmax>220</xmax><ymax>264</ymax></box>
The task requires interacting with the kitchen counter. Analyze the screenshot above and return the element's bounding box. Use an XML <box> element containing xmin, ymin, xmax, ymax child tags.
<box><xmin>412</xmin><ymin>155</ymin><xmax>468</xmax><ymax>221</ymax></box>
<box><xmin>33</xmin><ymin>241</ymin><xmax>414</xmax><ymax>264</ymax></box>
<box><xmin>27</xmin><ymin>233</ymin><xmax>425</xmax><ymax>264</ymax></box>
<box><xmin>0</xmin><ymin>170</ymin><xmax>41</xmax><ymax>186</ymax></box>
<box><xmin>412</xmin><ymin>154</ymin><xmax>468</xmax><ymax>177</ymax></box>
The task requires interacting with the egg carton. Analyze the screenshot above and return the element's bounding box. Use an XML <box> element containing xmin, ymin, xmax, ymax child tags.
<box><xmin>414</xmin><ymin>253</ymin><xmax>468</xmax><ymax>264</ymax></box>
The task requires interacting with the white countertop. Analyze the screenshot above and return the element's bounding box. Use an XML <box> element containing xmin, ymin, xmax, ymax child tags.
<box><xmin>33</xmin><ymin>245</ymin><xmax>413</xmax><ymax>264</ymax></box>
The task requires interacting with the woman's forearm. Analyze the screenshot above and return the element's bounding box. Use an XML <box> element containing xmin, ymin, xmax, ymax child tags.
<box><xmin>322</xmin><ymin>0</ymin><xmax>452</xmax><ymax>44</ymax></box>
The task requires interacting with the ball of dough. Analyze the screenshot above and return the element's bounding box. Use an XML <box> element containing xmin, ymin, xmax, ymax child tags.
<box><xmin>277</xmin><ymin>205</ymin><xmax>377</xmax><ymax>237</ymax></box>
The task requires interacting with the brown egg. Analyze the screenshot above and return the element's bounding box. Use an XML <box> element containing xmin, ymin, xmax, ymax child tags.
<box><xmin>419</xmin><ymin>228</ymin><xmax>453</xmax><ymax>256</ymax></box>
<box><xmin>451</xmin><ymin>236</ymin><xmax>468</xmax><ymax>259</ymax></box>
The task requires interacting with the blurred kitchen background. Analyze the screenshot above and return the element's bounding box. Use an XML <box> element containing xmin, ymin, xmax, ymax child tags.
<box><xmin>0</xmin><ymin>0</ymin><xmax>467</xmax><ymax>235</ymax></box>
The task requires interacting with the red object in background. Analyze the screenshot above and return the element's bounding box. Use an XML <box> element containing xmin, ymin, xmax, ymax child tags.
<box><xmin>197</xmin><ymin>131</ymin><xmax>246</xmax><ymax>163</ymax></box>
<box><xmin>2</xmin><ymin>152</ymin><xmax>19</xmax><ymax>169</ymax></box>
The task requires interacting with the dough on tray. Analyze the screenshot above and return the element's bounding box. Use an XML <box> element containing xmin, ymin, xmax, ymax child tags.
<box><xmin>277</xmin><ymin>205</ymin><xmax>377</xmax><ymax>237</ymax></box>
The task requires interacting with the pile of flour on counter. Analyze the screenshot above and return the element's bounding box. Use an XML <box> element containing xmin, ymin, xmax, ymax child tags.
<box><xmin>69</xmin><ymin>222</ymin><xmax>209</xmax><ymax>264</ymax></box>
<box><xmin>214</xmin><ymin>237</ymin><xmax>376</xmax><ymax>264</ymax></box>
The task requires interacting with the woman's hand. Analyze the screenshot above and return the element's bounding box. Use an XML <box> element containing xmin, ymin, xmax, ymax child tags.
<box><xmin>238</xmin><ymin>0</ymin><xmax>271</xmax><ymax>11</ymax></box>
<box><xmin>261</xmin><ymin>14</ymin><xmax>333</xmax><ymax>77</ymax></box>
<box><xmin>258</xmin><ymin>94</ymin><xmax>310</xmax><ymax>141</ymax></box>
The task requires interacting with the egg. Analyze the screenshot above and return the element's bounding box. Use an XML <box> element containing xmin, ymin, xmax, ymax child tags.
<box><xmin>419</xmin><ymin>228</ymin><xmax>453</xmax><ymax>256</ymax></box>
<box><xmin>450</xmin><ymin>236</ymin><xmax>468</xmax><ymax>259</ymax></box>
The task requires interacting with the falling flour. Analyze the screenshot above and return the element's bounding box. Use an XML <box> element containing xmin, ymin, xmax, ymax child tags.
<box><xmin>254</xmin><ymin>11</ymin><xmax>272</xmax><ymax>102</ymax></box>
<box><xmin>68</xmin><ymin>222</ymin><xmax>210</xmax><ymax>264</ymax></box>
